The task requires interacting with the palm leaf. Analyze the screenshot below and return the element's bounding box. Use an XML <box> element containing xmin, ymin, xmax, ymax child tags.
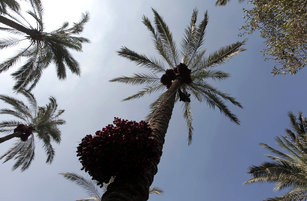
<box><xmin>0</xmin><ymin>94</ymin><xmax>32</xmax><ymax>120</ymax></box>
<box><xmin>0</xmin><ymin>44</ymin><xmax>33</xmax><ymax>73</ymax></box>
<box><xmin>13</xmin><ymin>135</ymin><xmax>35</xmax><ymax>171</ymax></box>
<box><xmin>60</xmin><ymin>172</ymin><xmax>101</xmax><ymax>198</ymax></box>
<box><xmin>142</xmin><ymin>15</ymin><xmax>173</xmax><ymax>67</ymax></box>
<box><xmin>152</xmin><ymin>8</ymin><xmax>178</xmax><ymax>66</ymax></box>
<box><xmin>195</xmin><ymin>40</ymin><xmax>246</xmax><ymax>71</ymax></box>
<box><xmin>0</xmin><ymin>37</ymin><xmax>24</xmax><ymax>49</ymax></box>
<box><xmin>110</xmin><ymin>73</ymin><xmax>160</xmax><ymax>85</ymax></box>
<box><xmin>182</xmin><ymin>9</ymin><xmax>208</xmax><ymax>66</ymax></box>
<box><xmin>0</xmin><ymin>120</ymin><xmax>22</xmax><ymax>129</ymax></box>
<box><xmin>118</xmin><ymin>47</ymin><xmax>165</xmax><ymax>73</ymax></box>
<box><xmin>122</xmin><ymin>84</ymin><xmax>164</xmax><ymax>102</ymax></box>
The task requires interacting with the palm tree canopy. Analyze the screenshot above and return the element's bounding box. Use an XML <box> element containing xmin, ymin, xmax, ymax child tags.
<box><xmin>244</xmin><ymin>112</ymin><xmax>307</xmax><ymax>201</ymax></box>
<box><xmin>0</xmin><ymin>90</ymin><xmax>65</xmax><ymax>171</ymax></box>
<box><xmin>0</xmin><ymin>0</ymin><xmax>89</xmax><ymax>91</ymax></box>
<box><xmin>111</xmin><ymin>8</ymin><xmax>245</xmax><ymax>144</ymax></box>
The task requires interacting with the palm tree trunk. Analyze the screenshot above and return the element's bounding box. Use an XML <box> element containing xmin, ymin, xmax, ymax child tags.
<box><xmin>0</xmin><ymin>15</ymin><xmax>37</xmax><ymax>36</ymax></box>
<box><xmin>0</xmin><ymin>132</ymin><xmax>22</xmax><ymax>144</ymax></box>
<box><xmin>101</xmin><ymin>79</ymin><xmax>182</xmax><ymax>201</ymax></box>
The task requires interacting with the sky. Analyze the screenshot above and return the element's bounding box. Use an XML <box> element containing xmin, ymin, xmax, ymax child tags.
<box><xmin>0</xmin><ymin>0</ymin><xmax>307</xmax><ymax>201</ymax></box>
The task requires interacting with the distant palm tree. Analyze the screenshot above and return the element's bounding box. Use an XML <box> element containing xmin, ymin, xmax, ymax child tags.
<box><xmin>60</xmin><ymin>172</ymin><xmax>162</xmax><ymax>201</ymax></box>
<box><xmin>0</xmin><ymin>0</ymin><xmax>89</xmax><ymax>91</ymax></box>
<box><xmin>106</xmin><ymin>8</ymin><xmax>245</xmax><ymax>201</ymax></box>
<box><xmin>0</xmin><ymin>90</ymin><xmax>65</xmax><ymax>171</ymax></box>
<box><xmin>245</xmin><ymin>112</ymin><xmax>307</xmax><ymax>201</ymax></box>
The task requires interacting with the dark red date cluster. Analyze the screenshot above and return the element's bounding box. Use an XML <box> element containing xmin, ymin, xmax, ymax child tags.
<box><xmin>77</xmin><ymin>118</ymin><xmax>160</xmax><ymax>187</ymax></box>
<box><xmin>160</xmin><ymin>63</ymin><xmax>192</xmax><ymax>88</ymax></box>
<box><xmin>14</xmin><ymin>124</ymin><xmax>33</xmax><ymax>141</ymax></box>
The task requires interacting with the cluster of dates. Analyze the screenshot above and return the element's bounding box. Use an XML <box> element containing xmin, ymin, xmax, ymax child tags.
<box><xmin>77</xmin><ymin>118</ymin><xmax>161</xmax><ymax>187</ymax></box>
<box><xmin>14</xmin><ymin>124</ymin><xmax>34</xmax><ymax>141</ymax></box>
<box><xmin>160</xmin><ymin>63</ymin><xmax>192</xmax><ymax>88</ymax></box>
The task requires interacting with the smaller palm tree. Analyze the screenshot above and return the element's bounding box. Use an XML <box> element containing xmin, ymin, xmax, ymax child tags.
<box><xmin>0</xmin><ymin>90</ymin><xmax>65</xmax><ymax>171</ymax></box>
<box><xmin>244</xmin><ymin>112</ymin><xmax>307</xmax><ymax>201</ymax></box>
<box><xmin>61</xmin><ymin>172</ymin><xmax>163</xmax><ymax>201</ymax></box>
<box><xmin>0</xmin><ymin>0</ymin><xmax>89</xmax><ymax>91</ymax></box>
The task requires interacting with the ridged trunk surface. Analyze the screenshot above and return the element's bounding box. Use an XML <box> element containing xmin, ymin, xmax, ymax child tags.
<box><xmin>101</xmin><ymin>79</ymin><xmax>182</xmax><ymax>201</ymax></box>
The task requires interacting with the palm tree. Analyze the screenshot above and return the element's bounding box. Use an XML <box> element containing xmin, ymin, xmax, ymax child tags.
<box><xmin>105</xmin><ymin>9</ymin><xmax>245</xmax><ymax>201</ymax></box>
<box><xmin>244</xmin><ymin>112</ymin><xmax>307</xmax><ymax>201</ymax></box>
<box><xmin>0</xmin><ymin>0</ymin><xmax>89</xmax><ymax>91</ymax></box>
<box><xmin>60</xmin><ymin>172</ymin><xmax>163</xmax><ymax>201</ymax></box>
<box><xmin>0</xmin><ymin>90</ymin><xmax>65</xmax><ymax>171</ymax></box>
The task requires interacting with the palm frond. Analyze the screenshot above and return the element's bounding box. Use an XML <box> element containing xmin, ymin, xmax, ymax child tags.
<box><xmin>195</xmin><ymin>86</ymin><xmax>240</xmax><ymax>124</ymax></box>
<box><xmin>182</xmin><ymin>9</ymin><xmax>208</xmax><ymax>66</ymax></box>
<box><xmin>122</xmin><ymin>84</ymin><xmax>164</xmax><ymax>101</ymax></box>
<box><xmin>182</xmin><ymin>9</ymin><xmax>198</xmax><ymax>64</ymax></box>
<box><xmin>215</xmin><ymin>0</ymin><xmax>231</xmax><ymax>6</ymax></box>
<box><xmin>189</xmin><ymin>49</ymin><xmax>206</xmax><ymax>69</ymax></box>
<box><xmin>110</xmin><ymin>73</ymin><xmax>160</xmax><ymax>85</ymax></box>
<box><xmin>60</xmin><ymin>172</ymin><xmax>101</xmax><ymax>198</ymax></box>
<box><xmin>0</xmin><ymin>94</ymin><xmax>32</xmax><ymax>120</ymax></box>
<box><xmin>0</xmin><ymin>38</ymin><xmax>24</xmax><ymax>49</ymax></box>
<box><xmin>152</xmin><ymin>8</ymin><xmax>178</xmax><ymax>66</ymax></box>
<box><xmin>192</xmin><ymin>70</ymin><xmax>230</xmax><ymax>81</ymax></box>
<box><xmin>149</xmin><ymin>187</ymin><xmax>163</xmax><ymax>195</ymax></box>
<box><xmin>245</xmin><ymin>112</ymin><xmax>307</xmax><ymax>200</ymax></box>
<box><xmin>265</xmin><ymin>188</ymin><xmax>307</xmax><ymax>201</ymax></box>
<box><xmin>64</xmin><ymin>12</ymin><xmax>89</xmax><ymax>34</ymax></box>
<box><xmin>13</xmin><ymin>135</ymin><xmax>35</xmax><ymax>171</ymax></box>
<box><xmin>19</xmin><ymin>90</ymin><xmax>37</xmax><ymax>114</ymax></box>
<box><xmin>142</xmin><ymin>15</ymin><xmax>174</xmax><ymax>67</ymax></box>
<box><xmin>0</xmin><ymin>44</ymin><xmax>32</xmax><ymax>73</ymax></box>
<box><xmin>0</xmin><ymin>109</ymin><xmax>28</xmax><ymax>122</ymax></box>
<box><xmin>191</xmin><ymin>82</ymin><xmax>242</xmax><ymax>108</ymax></box>
<box><xmin>0</xmin><ymin>141</ymin><xmax>24</xmax><ymax>162</ymax></box>
<box><xmin>43</xmin><ymin>141</ymin><xmax>54</xmax><ymax>163</ymax></box>
<box><xmin>118</xmin><ymin>47</ymin><xmax>165</xmax><ymax>73</ymax></box>
<box><xmin>0</xmin><ymin>136</ymin><xmax>35</xmax><ymax>171</ymax></box>
<box><xmin>195</xmin><ymin>40</ymin><xmax>246</xmax><ymax>71</ymax></box>
<box><xmin>0</xmin><ymin>120</ymin><xmax>22</xmax><ymax>129</ymax></box>
<box><xmin>260</xmin><ymin>143</ymin><xmax>292</xmax><ymax>161</ymax></box>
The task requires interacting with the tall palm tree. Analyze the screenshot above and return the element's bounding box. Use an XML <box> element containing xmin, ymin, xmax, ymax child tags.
<box><xmin>244</xmin><ymin>112</ymin><xmax>307</xmax><ymax>201</ymax></box>
<box><xmin>105</xmin><ymin>9</ymin><xmax>245</xmax><ymax>201</ymax></box>
<box><xmin>60</xmin><ymin>172</ymin><xmax>162</xmax><ymax>201</ymax></box>
<box><xmin>0</xmin><ymin>0</ymin><xmax>89</xmax><ymax>91</ymax></box>
<box><xmin>0</xmin><ymin>90</ymin><xmax>65</xmax><ymax>171</ymax></box>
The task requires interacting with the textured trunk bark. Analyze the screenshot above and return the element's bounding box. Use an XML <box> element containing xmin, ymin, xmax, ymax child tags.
<box><xmin>0</xmin><ymin>15</ymin><xmax>38</xmax><ymax>36</ymax></box>
<box><xmin>101</xmin><ymin>79</ymin><xmax>182</xmax><ymax>201</ymax></box>
<box><xmin>0</xmin><ymin>132</ymin><xmax>22</xmax><ymax>144</ymax></box>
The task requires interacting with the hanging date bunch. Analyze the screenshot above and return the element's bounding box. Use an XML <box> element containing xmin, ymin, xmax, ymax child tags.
<box><xmin>160</xmin><ymin>63</ymin><xmax>192</xmax><ymax>88</ymax></box>
<box><xmin>77</xmin><ymin>118</ymin><xmax>160</xmax><ymax>187</ymax></box>
<box><xmin>14</xmin><ymin>124</ymin><xmax>34</xmax><ymax>141</ymax></box>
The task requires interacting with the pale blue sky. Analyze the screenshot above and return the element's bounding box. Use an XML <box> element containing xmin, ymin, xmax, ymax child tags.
<box><xmin>0</xmin><ymin>0</ymin><xmax>306</xmax><ymax>201</ymax></box>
